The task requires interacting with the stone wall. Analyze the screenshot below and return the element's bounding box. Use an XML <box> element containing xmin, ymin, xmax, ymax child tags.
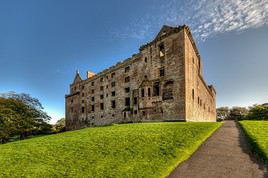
<box><xmin>184</xmin><ymin>27</ymin><xmax>216</xmax><ymax>122</ymax></box>
<box><xmin>65</xmin><ymin>25</ymin><xmax>216</xmax><ymax>130</ymax></box>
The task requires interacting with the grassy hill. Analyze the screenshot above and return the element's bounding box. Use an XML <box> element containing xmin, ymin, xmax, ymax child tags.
<box><xmin>240</xmin><ymin>121</ymin><xmax>268</xmax><ymax>163</ymax></box>
<box><xmin>0</xmin><ymin>122</ymin><xmax>221</xmax><ymax>178</ymax></box>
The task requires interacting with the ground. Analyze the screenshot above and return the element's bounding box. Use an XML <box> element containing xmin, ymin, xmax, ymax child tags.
<box><xmin>0</xmin><ymin>122</ymin><xmax>221</xmax><ymax>178</ymax></box>
<box><xmin>168</xmin><ymin>121</ymin><xmax>267</xmax><ymax>178</ymax></box>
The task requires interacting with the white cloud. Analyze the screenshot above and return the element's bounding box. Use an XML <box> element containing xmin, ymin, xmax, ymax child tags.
<box><xmin>112</xmin><ymin>0</ymin><xmax>268</xmax><ymax>41</ymax></box>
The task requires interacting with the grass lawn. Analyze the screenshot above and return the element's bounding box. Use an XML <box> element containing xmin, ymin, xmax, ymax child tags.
<box><xmin>240</xmin><ymin>121</ymin><xmax>268</xmax><ymax>163</ymax></box>
<box><xmin>0</xmin><ymin>122</ymin><xmax>221</xmax><ymax>178</ymax></box>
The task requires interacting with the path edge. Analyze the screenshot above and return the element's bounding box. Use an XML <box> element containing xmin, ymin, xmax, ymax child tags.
<box><xmin>239</xmin><ymin>121</ymin><xmax>268</xmax><ymax>165</ymax></box>
<box><xmin>162</xmin><ymin>122</ymin><xmax>223</xmax><ymax>178</ymax></box>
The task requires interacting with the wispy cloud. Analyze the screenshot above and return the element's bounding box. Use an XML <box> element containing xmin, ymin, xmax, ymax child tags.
<box><xmin>112</xmin><ymin>0</ymin><xmax>268</xmax><ymax>41</ymax></box>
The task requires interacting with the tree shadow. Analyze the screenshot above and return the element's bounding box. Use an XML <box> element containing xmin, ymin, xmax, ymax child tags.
<box><xmin>235</xmin><ymin>121</ymin><xmax>268</xmax><ymax>178</ymax></box>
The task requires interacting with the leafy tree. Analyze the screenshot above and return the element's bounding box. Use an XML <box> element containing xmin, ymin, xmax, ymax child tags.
<box><xmin>246</xmin><ymin>105</ymin><xmax>268</xmax><ymax>120</ymax></box>
<box><xmin>217</xmin><ymin>107</ymin><xmax>229</xmax><ymax>121</ymax></box>
<box><xmin>229</xmin><ymin>107</ymin><xmax>248</xmax><ymax>120</ymax></box>
<box><xmin>0</xmin><ymin>100</ymin><xmax>20</xmax><ymax>143</ymax></box>
<box><xmin>55</xmin><ymin>118</ymin><xmax>66</xmax><ymax>132</ymax></box>
<box><xmin>0</xmin><ymin>92</ymin><xmax>50</xmax><ymax>123</ymax></box>
<box><xmin>0</xmin><ymin>92</ymin><xmax>52</xmax><ymax>143</ymax></box>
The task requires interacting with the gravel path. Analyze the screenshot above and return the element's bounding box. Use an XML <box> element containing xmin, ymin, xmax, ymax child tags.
<box><xmin>167</xmin><ymin>121</ymin><xmax>268</xmax><ymax>178</ymax></box>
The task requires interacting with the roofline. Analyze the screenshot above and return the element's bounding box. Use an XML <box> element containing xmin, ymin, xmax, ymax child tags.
<box><xmin>139</xmin><ymin>25</ymin><xmax>186</xmax><ymax>51</ymax></box>
<box><xmin>70</xmin><ymin>53</ymin><xmax>142</xmax><ymax>86</ymax></box>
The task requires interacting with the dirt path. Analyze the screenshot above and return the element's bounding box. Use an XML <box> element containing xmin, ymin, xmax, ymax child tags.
<box><xmin>167</xmin><ymin>121</ymin><xmax>268</xmax><ymax>178</ymax></box>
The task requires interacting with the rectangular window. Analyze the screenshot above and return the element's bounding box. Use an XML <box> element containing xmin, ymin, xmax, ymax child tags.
<box><xmin>81</xmin><ymin>107</ymin><xmax>85</xmax><ymax>113</ymax></box>
<box><xmin>111</xmin><ymin>100</ymin><xmax>116</xmax><ymax>109</ymax></box>
<box><xmin>111</xmin><ymin>72</ymin><xmax>115</xmax><ymax>78</ymax></box>
<box><xmin>111</xmin><ymin>81</ymin><xmax>116</xmax><ymax>87</ymax></box>
<box><xmin>91</xmin><ymin>105</ymin><xmax>95</xmax><ymax>112</ymax></box>
<box><xmin>91</xmin><ymin>89</ymin><xmax>94</xmax><ymax>94</ymax></box>
<box><xmin>100</xmin><ymin>95</ymin><xmax>104</xmax><ymax>99</ymax></box>
<box><xmin>91</xmin><ymin>82</ymin><xmax>94</xmax><ymax>86</ymax></box>
<box><xmin>141</xmin><ymin>88</ymin><xmax>145</xmax><ymax>97</ymax></box>
<box><xmin>100</xmin><ymin>103</ymin><xmax>104</xmax><ymax>110</ymax></box>
<box><xmin>111</xmin><ymin>91</ymin><xmax>116</xmax><ymax>96</ymax></box>
<box><xmin>160</xmin><ymin>68</ymin><xmax>165</xmax><ymax>77</ymax></box>
<box><xmin>125</xmin><ymin>66</ymin><xmax>130</xmax><ymax>73</ymax></box>
<box><xmin>192</xmin><ymin>89</ymin><xmax>195</xmax><ymax>100</ymax></box>
<box><xmin>159</xmin><ymin>43</ymin><xmax>165</xmax><ymax>57</ymax></box>
<box><xmin>142</xmin><ymin>111</ymin><xmax>146</xmax><ymax>116</ymax></box>
<box><xmin>91</xmin><ymin>97</ymin><xmax>95</xmax><ymax>102</ymax></box>
<box><xmin>125</xmin><ymin>87</ymin><xmax>130</xmax><ymax>93</ymax></box>
<box><xmin>125</xmin><ymin>97</ymin><xmax>130</xmax><ymax>106</ymax></box>
<box><xmin>134</xmin><ymin>97</ymin><xmax>137</xmax><ymax>105</ymax></box>
<box><xmin>125</xmin><ymin>76</ymin><xmax>130</xmax><ymax>83</ymax></box>
<box><xmin>153</xmin><ymin>83</ymin><xmax>160</xmax><ymax>96</ymax></box>
<box><xmin>148</xmin><ymin>88</ymin><xmax>151</xmax><ymax>97</ymax></box>
<box><xmin>100</xmin><ymin>86</ymin><xmax>104</xmax><ymax>91</ymax></box>
<box><xmin>144</xmin><ymin>57</ymin><xmax>147</xmax><ymax>63</ymax></box>
<box><xmin>100</xmin><ymin>78</ymin><xmax>104</xmax><ymax>82</ymax></box>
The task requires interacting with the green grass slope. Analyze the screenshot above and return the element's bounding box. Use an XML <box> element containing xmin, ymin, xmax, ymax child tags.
<box><xmin>240</xmin><ymin>121</ymin><xmax>268</xmax><ymax>163</ymax></box>
<box><xmin>0</xmin><ymin>122</ymin><xmax>221</xmax><ymax>178</ymax></box>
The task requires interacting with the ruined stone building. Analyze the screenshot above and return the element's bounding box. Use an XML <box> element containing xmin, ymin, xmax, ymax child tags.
<box><xmin>65</xmin><ymin>25</ymin><xmax>216</xmax><ymax>130</ymax></box>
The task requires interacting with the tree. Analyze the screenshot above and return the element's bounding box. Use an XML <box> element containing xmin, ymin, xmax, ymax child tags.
<box><xmin>217</xmin><ymin>107</ymin><xmax>229</xmax><ymax>121</ymax></box>
<box><xmin>0</xmin><ymin>100</ymin><xmax>20</xmax><ymax>143</ymax></box>
<box><xmin>55</xmin><ymin>118</ymin><xmax>66</xmax><ymax>132</ymax></box>
<box><xmin>246</xmin><ymin>105</ymin><xmax>268</xmax><ymax>120</ymax></box>
<box><xmin>0</xmin><ymin>92</ymin><xmax>52</xmax><ymax>143</ymax></box>
<box><xmin>229</xmin><ymin>107</ymin><xmax>248</xmax><ymax>120</ymax></box>
<box><xmin>0</xmin><ymin>92</ymin><xmax>50</xmax><ymax>123</ymax></box>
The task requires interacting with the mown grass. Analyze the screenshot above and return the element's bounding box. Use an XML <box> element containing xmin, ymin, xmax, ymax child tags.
<box><xmin>0</xmin><ymin>122</ymin><xmax>221</xmax><ymax>178</ymax></box>
<box><xmin>240</xmin><ymin>121</ymin><xmax>268</xmax><ymax>164</ymax></box>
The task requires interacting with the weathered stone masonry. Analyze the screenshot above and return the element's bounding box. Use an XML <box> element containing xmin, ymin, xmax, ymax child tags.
<box><xmin>65</xmin><ymin>25</ymin><xmax>216</xmax><ymax>130</ymax></box>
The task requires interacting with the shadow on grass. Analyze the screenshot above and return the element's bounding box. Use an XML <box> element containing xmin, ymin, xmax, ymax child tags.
<box><xmin>236</xmin><ymin>122</ymin><xmax>268</xmax><ymax>178</ymax></box>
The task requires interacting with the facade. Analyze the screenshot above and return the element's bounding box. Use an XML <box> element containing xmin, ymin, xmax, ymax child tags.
<box><xmin>65</xmin><ymin>25</ymin><xmax>216</xmax><ymax>130</ymax></box>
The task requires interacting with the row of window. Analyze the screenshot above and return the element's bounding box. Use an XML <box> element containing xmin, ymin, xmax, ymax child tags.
<box><xmin>78</xmin><ymin>84</ymin><xmax>162</xmax><ymax>104</ymax></box>
<box><xmin>91</xmin><ymin>77</ymin><xmax>130</xmax><ymax>92</ymax></box>
<box><xmin>82</xmin><ymin>109</ymin><xmax>146</xmax><ymax>121</ymax></box>
<box><xmin>90</xmin><ymin>66</ymin><xmax>131</xmax><ymax>87</ymax></box>
<box><xmin>78</xmin><ymin>66</ymin><xmax>165</xmax><ymax>95</ymax></box>
<box><xmin>192</xmin><ymin>89</ymin><xmax>212</xmax><ymax>113</ymax></box>
<box><xmin>80</xmin><ymin>67</ymin><xmax>165</xmax><ymax>98</ymax></box>
<box><xmin>79</xmin><ymin>97</ymin><xmax>133</xmax><ymax>114</ymax></box>
<box><xmin>75</xmin><ymin>81</ymin><xmax>168</xmax><ymax>106</ymax></box>
<box><xmin>89</xmin><ymin>90</ymin><xmax>117</xmax><ymax>102</ymax></box>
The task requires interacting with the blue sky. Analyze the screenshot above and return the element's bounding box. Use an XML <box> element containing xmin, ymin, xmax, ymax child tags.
<box><xmin>0</xmin><ymin>0</ymin><xmax>268</xmax><ymax>123</ymax></box>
